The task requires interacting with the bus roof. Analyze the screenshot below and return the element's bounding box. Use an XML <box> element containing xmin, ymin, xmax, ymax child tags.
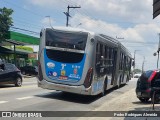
<box><xmin>98</xmin><ymin>34</ymin><xmax>119</xmax><ymax>44</ymax></box>
<box><xmin>43</xmin><ymin>27</ymin><xmax>95</xmax><ymax>35</ymax></box>
<box><xmin>43</xmin><ymin>27</ymin><xmax>131</xmax><ymax>57</ymax></box>
<box><xmin>119</xmin><ymin>42</ymin><xmax>132</xmax><ymax>57</ymax></box>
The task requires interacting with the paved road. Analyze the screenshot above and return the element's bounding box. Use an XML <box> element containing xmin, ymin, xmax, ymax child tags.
<box><xmin>0</xmin><ymin>77</ymin><xmax>157</xmax><ymax>120</ymax></box>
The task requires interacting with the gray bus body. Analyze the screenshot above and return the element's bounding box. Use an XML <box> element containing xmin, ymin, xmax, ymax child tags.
<box><xmin>38</xmin><ymin>27</ymin><xmax>132</xmax><ymax>95</ymax></box>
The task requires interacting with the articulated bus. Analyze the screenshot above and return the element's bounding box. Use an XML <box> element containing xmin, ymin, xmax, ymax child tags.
<box><xmin>38</xmin><ymin>27</ymin><xmax>132</xmax><ymax>96</ymax></box>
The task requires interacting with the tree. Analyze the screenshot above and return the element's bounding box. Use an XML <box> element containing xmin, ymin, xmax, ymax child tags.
<box><xmin>0</xmin><ymin>7</ymin><xmax>13</xmax><ymax>44</ymax></box>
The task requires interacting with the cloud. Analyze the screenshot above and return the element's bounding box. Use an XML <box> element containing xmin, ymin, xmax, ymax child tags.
<box><xmin>69</xmin><ymin>0</ymin><xmax>153</xmax><ymax>23</ymax></box>
<box><xmin>27</xmin><ymin>0</ymin><xmax>153</xmax><ymax>23</ymax></box>
<box><xmin>71</xmin><ymin>14</ymin><xmax>160</xmax><ymax>42</ymax></box>
<box><xmin>28</xmin><ymin>0</ymin><xmax>66</xmax><ymax>9</ymax></box>
<box><xmin>27</xmin><ymin>0</ymin><xmax>160</xmax><ymax>70</ymax></box>
<box><xmin>28</xmin><ymin>0</ymin><xmax>59</xmax><ymax>7</ymax></box>
<box><xmin>70</xmin><ymin>13</ymin><xmax>160</xmax><ymax>69</ymax></box>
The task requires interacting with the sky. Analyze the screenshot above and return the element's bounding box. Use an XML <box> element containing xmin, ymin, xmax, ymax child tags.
<box><xmin>1</xmin><ymin>0</ymin><xmax>160</xmax><ymax>71</ymax></box>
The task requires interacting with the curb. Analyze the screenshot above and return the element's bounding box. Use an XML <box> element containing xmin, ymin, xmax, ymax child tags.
<box><xmin>22</xmin><ymin>75</ymin><xmax>36</xmax><ymax>78</ymax></box>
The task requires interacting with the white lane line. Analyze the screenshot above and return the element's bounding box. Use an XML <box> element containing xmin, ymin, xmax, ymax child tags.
<box><xmin>0</xmin><ymin>85</ymin><xmax>38</xmax><ymax>91</ymax></box>
<box><xmin>16</xmin><ymin>96</ymin><xmax>34</xmax><ymax>100</ymax></box>
<box><xmin>24</xmin><ymin>81</ymin><xmax>37</xmax><ymax>84</ymax></box>
<box><xmin>0</xmin><ymin>101</ymin><xmax>8</xmax><ymax>104</ymax></box>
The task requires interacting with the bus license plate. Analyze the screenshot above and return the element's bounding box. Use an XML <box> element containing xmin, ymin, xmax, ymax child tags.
<box><xmin>59</xmin><ymin>76</ymin><xmax>68</xmax><ymax>80</ymax></box>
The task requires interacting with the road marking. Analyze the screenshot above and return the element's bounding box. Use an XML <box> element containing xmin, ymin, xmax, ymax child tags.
<box><xmin>0</xmin><ymin>85</ymin><xmax>37</xmax><ymax>91</ymax></box>
<box><xmin>24</xmin><ymin>81</ymin><xmax>37</xmax><ymax>83</ymax></box>
<box><xmin>0</xmin><ymin>101</ymin><xmax>8</xmax><ymax>104</ymax></box>
<box><xmin>16</xmin><ymin>96</ymin><xmax>34</xmax><ymax>100</ymax></box>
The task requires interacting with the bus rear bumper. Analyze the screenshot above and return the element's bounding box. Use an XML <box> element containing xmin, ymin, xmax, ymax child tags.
<box><xmin>38</xmin><ymin>79</ymin><xmax>92</xmax><ymax>95</ymax></box>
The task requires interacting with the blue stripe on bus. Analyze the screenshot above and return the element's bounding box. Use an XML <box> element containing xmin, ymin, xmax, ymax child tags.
<box><xmin>44</xmin><ymin>49</ymin><xmax>86</xmax><ymax>83</ymax></box>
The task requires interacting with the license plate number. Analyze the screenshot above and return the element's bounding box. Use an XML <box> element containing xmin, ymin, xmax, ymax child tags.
<box><xmin>59</xmin><ymin>76</ymin><xmax>68</xmax><ymax>80</ymax></box>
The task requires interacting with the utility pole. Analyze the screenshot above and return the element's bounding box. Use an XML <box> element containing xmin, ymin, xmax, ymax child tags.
<box><xmin>133</xmin><ymin>50</ymin><xmax>140</xmax><ymax>76</ymax></box>
<box><xmin>157</xmin><ymin>33</ymin><xmax>160</xmax><ymax>69</ymax></box>
<box><xmin>154</xmin><ymin>33</ymin><xmax>160</xmax><ymax>69</ymax></box>
<box><xmin>133</xmin><ymin>50</ymin><xmax>140</xmax><ymax>70</ymax></box>
<box><xmin>142</xmin><ymin>56</ymin><xmax>145</xmax><ymax>73</ymax></box>
<box><xmin>133</xmin><ymin>50</ymin><xmax>136</xmax><ymax>71</ymax></box>
<box><xmin>157</xmin><ymin>50</ymin><xmax>160</xmax><ymax>69</ymax></box>
<box><xmin>63</xmin><ymin>5</ymin><xmax>81</xmax><ymax>27</ymax></box>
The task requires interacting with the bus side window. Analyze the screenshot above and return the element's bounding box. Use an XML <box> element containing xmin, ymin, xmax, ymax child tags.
<box><xmin>96</xmin><ymin>43</ymin><xmax>103</xmax><ymax>65</ymax></box>
<box><xmin>106</xmin><ymin>47</ymin><xmax>110</xmax><ymax>74</ymax></box>
<box><xmin>119</xmin><ymin>53</ymin><xmax>123</xmax><ymax>70</ymax></box>
<box><xmin>96</xmin><ymin>43</ymin><xmax>100</xmax><ymax>66</ymax></box>
<box><xmin>109</xmin><ymin>48</ymin><xmax>114</xmax><ymax>74</ymax></box>
<box><xmin>96</xmin><ymin>43</ymin><xmax>105</xmax><ymax>74</ymax></box>
<box><xmin>100</xmin><ymin>44</ymin><xmax>104</xmax><ymax>66</ymax></box>
<box><xmin>104</xmin><ymin>46</ymin><xmax>108</xmax><ymax>65</ymax></box>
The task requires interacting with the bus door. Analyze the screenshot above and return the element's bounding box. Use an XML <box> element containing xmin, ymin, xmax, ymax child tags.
<box><xmin>122</xmin><ymin>55</ymin><xmax>127</xmax><ymax>82</ymax></box>
<box><xmin>95</xmin><ymin>43</ymin><xmax>105</xmax><ymax>92</ymax></box>
<box><xmin>111</xmin><ymin>49</ymin><xmax>117</xmax><ymax>85</ymax></box>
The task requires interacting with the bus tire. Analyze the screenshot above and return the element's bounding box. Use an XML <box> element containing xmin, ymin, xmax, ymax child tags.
<box><xmin>100</xmin><ymin>79</ymin><xmax>107</xmax><ymax>97</ymax></box>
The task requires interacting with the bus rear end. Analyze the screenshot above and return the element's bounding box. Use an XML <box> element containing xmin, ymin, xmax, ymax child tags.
<box><xmin>38</xmin><ymin>28</ymin><xmax>93</xmax><ymax>95</ymax></box>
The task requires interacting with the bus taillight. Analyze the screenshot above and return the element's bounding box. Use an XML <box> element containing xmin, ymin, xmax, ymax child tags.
<box><xmin>38</xmin><ymin>61</ymin><xmax>43</xmax><ymax>81</ymax></box>
<box><xmin>84</xmin><ymin>68</ymin><xmax>93</xmax><ymax>88</ymax></box>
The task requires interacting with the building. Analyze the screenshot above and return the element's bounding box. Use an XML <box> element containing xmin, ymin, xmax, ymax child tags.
<box><xmin>0</xmin><ymin>31</ymin><xmax>39</xmax><ymax>68</ymax></box>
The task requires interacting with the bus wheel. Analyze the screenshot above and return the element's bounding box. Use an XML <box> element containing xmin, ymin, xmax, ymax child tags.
<box><xmin>101</xmin><ymin>80</ymin><xmax>107</xmax><ymax>97</ymax></box>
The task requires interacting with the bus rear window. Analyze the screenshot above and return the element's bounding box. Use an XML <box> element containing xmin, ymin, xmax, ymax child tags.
<box><xmin>46</xmin><ymin>49</ymin><xmax>84</xmax><ymax>63</ymax></box>
<box><xmin>45</xmin><ymin>29</ymin><xmax>88</xmax><ymax>50</ymax></box>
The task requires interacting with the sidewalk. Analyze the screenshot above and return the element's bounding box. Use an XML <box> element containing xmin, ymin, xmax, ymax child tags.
<box><xmin>77</xmin><ymin>87</ymin><xmax>160</xmax><ymax>120</ymax></box>
<box><xmin>22</xmin><ymin>75</ymin><xmax>37</xmax><ymax>78</ymax></box>
<box><xmin>22</xmin><ymin>75</ymin><xmax>38</xmax><ymax>84</ymax></box>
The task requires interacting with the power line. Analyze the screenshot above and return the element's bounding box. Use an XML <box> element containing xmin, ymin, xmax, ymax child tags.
<box><xmin>120</xmin><ymin>41</ymin><xmax>158</xmax><ymax>44</ymax></box>
<box><xmin>13</xmin><ymin>18</ymin><xmax>42</xmax><ymax>28</ymax></box>
<box><xmin>0</xmin><ymin>17</ymin><xmax>39</xmax><ymax>35</ymax></box>
<box><xmin>13</xmin><ymin>22</ymin><xmax>41</xmax><ymax>30</ymax></box>
<box><xmin>11</xmin><ymin>26</ymin><xmax>39</xmax><ymax>35</ymax></box>
<box><xmin>1</xmin><ymin>0</ymin><xmax>44</xmax><ymax>18</ymax></box>
<box><xmin>1</xmin><ymin>0</ymin><xmax>47</xmax><ymax>29</ymax></box>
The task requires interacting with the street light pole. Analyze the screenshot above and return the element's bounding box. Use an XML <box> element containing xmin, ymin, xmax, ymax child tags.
<box><xmin>157</xmin><ymin>51</ymin><xmax>159</xmax><ymax>69</ymax></box>
<box><xmin>45</xmin><ymin>16</ymin><xmax>52</xmax><ymax>28</ymax></box>
<box><xmin>133</xmin><ymin>50</ymin><xmax>140</xmax><ymax>70</ymax></box>
<box><xmin>133</xmin><ymin>50</ymin><xmax>136</xmax><ymax>70</ymax></box>
<box><xmin>157</xmin><ymin>33</ymin><xmax>160</xmax><ymax>69</ymax></box>
<box><xmin>153</xmin><ymin>33</ymin><xmax>160</xmax><ymax>69</ymax></box>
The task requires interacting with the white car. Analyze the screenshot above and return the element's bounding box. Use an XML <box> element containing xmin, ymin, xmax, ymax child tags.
<box><xmin>133</xmin><ymin>73</ymin><xmax>141</xmax><ymax>78</ymax></box>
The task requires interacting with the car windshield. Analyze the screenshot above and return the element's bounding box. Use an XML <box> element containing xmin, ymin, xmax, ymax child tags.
<box><xmin>144</xmin><ymin>70</ymin><xmax>153</xmax><ymax>78</ymax></box>
<box><xmin>5</xmin><ymin>63</ymin><xmax>17</xmax><ymax>71</ymax></box>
